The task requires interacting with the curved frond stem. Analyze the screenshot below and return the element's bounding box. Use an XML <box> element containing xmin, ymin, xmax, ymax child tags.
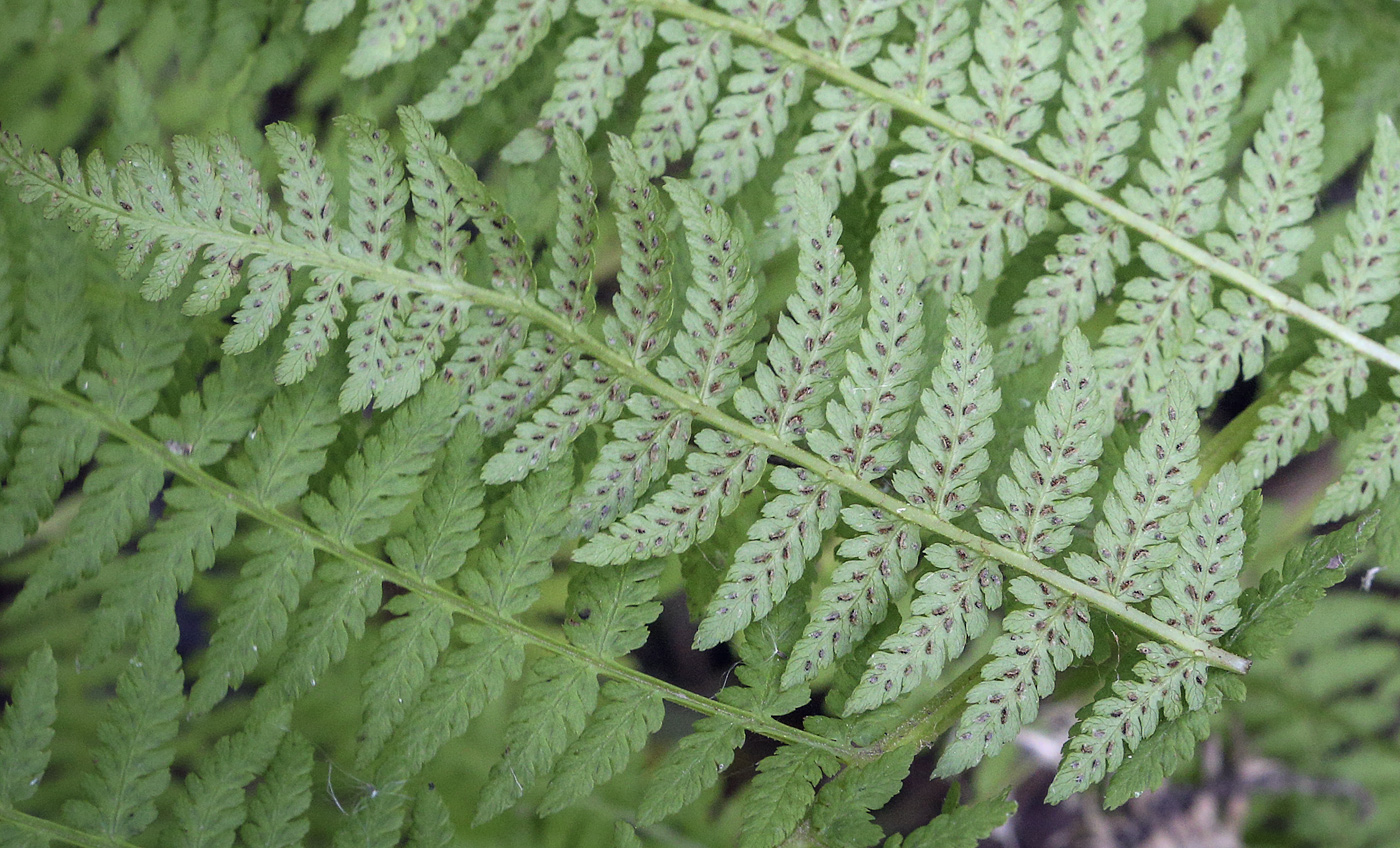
<box><xmin>0</xmin><ymin>371</ymin><xmax>851</xmax><ymax>763</ymax></box>
<box><xmin>629</xmin><ymin>0</ymin><xmax>1400</xmax><ymax>379</ymax></box>
<box><xmin>0</xmin><ymin>144</ymin><xmax>1249</xmax><ymax>676</ymax></box>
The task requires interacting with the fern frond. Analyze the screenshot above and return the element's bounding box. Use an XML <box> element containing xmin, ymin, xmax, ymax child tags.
<box><xmin>694</xmin><ymin>180</ymin><xmax>864</xmax><ymax>645</ymax></box>
<box><xmin>470</xmin><ymin>127</ymin><xmax>596</xmax><ymax>436</ymax></box>
<box><xmin>61</xmin><ymin>611</ymin><xmax>183</xmax><ymax>841</ymax></box>
<box><xmin>1001</xmin><ymin>0</ymin><xmax>1145</xmax><ymax>367</ymax></box>
<box><xmin>571</xmin><ymin>177</ymin><xmax>756</xmax><ymax>534</ymax></box>
<box><xmin>738</xmin><ymin>744</ymin><xmax>841</xmax><ymax>848</ymax></box>
<box><xmin>890</xmin><ymin>791</ymin><xmax>1016</xmax><ymax>848</ymax></box>
<box><xmin>762</xmin><ymin>0</ymin><xmax>902</xmax><ymax>252</ymax></box>
<box><xmin>636</xmin><ymin>717</ymin><xmax>746</xmax><ymax>824</ymax></box>
<box><xmin>1096</xmin><ymin>10</ymin><xmax>1247</xmax><ymax>406</ymax></box>
<box><xmin>239</xmin><ymin>731</ymin><xmax>313</xmax><ymax>848</ymax></box>
<box><xmin>1245</xmin><ymin>116</ymin><xmax>1400</xmax><ymax>489</ymax></box>
<box><xmin>1316</xmin><ymin>386</ymin><xmax>1400</xmax><ymax>523</ymax></box>
<box><xmin>342</xmin><ymin>0</ymin><xmax>480</xmax><ymax>78</ymax></box>
<box><xmin>474</xmin><ymin>655</ymin><xmax>600</xmax><ymax>822</ymax></box>
<box><xmin>503</xmin><ymin>0</ymin><xmax>657</xmax><ymax>160</ymax></box>
<box><xmin>170</xmin><ymin>707</ymin><xmax>290</xmax><ymax>848</ymax></box>
<box><xmin>936</xmin><ymin>333</ymin><xmax>1107</xmax><ymax>772</ymax></box>
<box><xmin>928</xmin><ymin>0</ymin><xmax>1063</xmax><ymax>293</ymax></box>
<box><xmin>537</xmin><ymin>680</ymin><xmax>663</xmax><ymax>815</ymax></box>
<box><xmin>632</xmin><ymin>17</ymin><xmax>734</xmax><ymax>176</ymax></box>
<box><xmin>357</xmin><ymin>421</ymin><xmax>486</xmax><ymax>766</ymax></box>
<box><xmin>484</xmin><ymin>135</ymin><xmax>666</xmax><ymax>483</ymax></box>
<box><xmin>692</xmin><ymin>35</ymin><xmax>807</xmax><ymax>203</ymax></box>
<box><xmin>1183</xmin><ymin>39</ymin><xmax>1325</xmax><ymax>405</ymax></box>
<box><xmin>269</xmin><ymin>381</ymin><xmax>457</xmax><ymax>701</ymax></box>
<box><xmin>875</xmin><ymin>0</ymin><xmax>973</xmax><ymax>284</ymax></box>
<box><xmin>0</xmin><ymin>645</ymin><xmax>57</xmax><ymax>806</ymax></box>
<box><xmin>416</xmin><ymin>0</ymin><xmax>569</xmax><ymax>121</ymax></box>
<box><xmin>1069</xmin><ymin>377</ymin><xmax>1199</xmax><ymax>602</ymax></box>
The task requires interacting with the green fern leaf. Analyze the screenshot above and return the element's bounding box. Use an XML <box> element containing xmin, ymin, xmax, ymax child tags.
<box><xmin>381</xmin><ymin>626</ymin><xmax>526</xmax><ymax>781</ymax></box>
<box><xmin>1068</xmin><ymin>377</ymin><xmax>1199</xmax><ymax>602</ymax></box>
<box><xmin>763</xmin><ymin>0</ymin><xmax>902</xmax><ymax>252</ymax></box>
<box><xmin>342</xmin><ymin>0</ymin><xmax>478</xmax><ymax>78</ymax></box>
<box><xmin>930</xmin><ymin>0</ymin><xmax>1062</xmax><ymax>293</ymax></box>
<box><xmin>785</xmin><ymin>238</ymin><xmax>925</xmax><ymax>683</ymax></box>
<box><xmin>270</xmin><ymin>381</ymin><xmax>456</xmax><ymax>701</ymax></box>
<box><xmin>875</xmin><ymin>0</ymin><xmax>972</xmax><ymax>284</ymax></box>
<box><xmin>503</xmin><ymin>0</ymin><xmax>656</xmax><ymax>160</ymax></box>
<box><xmin>1097</xmin><ymin>9</ymin><xmax>1247</xmax><ymax>405</ymax></box>
<box><xmin>416</xmin><ymin>0</ymin><xmax>569</xmax><ymax>121</ymax></box>
<box><xmin>538</xmin><ymin>680</ymin><xmax>663</xmax><ymax>815</ymax></box>
<box><xmin>636</xmin><ymin>716</ymin><xmax>747</xmax><ymax>824</ymax></box>
<box><xmin>474</xmin><ymin>655</ymin><xmax>600</xmax><ymax>823</ymax></box>
<box><xmin>407</xmin><ymin>788</ymin><xmax>454</xmax><ymax>848</ymax></box>
<box><xmin>471</xmin><ymin>126</ymin><xmax>596</xmax><ymax>436</ymax></box>
<box><xmin>1152</xmin><ymin>463</ymin><xmax>1248</xmax><ymax>641</ymax></box>
<box><xmin>582</xmin><ymin>177</ymin><xmax>866</xmax><ymax>570</ymax></box>
<box><xmin>808</xmin><ymin>746</ymin><xmax>915</xmax><ymax>847</ymax></box>
<box><xmin>62</xmin><ymin>612</ymin><xmax>184</xmax><ymax>840</ymax></box>
<box><xmin>1317</xmin><ymin>390</ymin><xmax>1400</xmax><ymax>522</ymax></box>
<box><xmin>696</xmin><ymin>180</ymin><xmax>864</xmax><ymax>645</ymax></box>
<box><xmin>358</xmin><ymin>421</ymin><xmax>486</xmax><ymax>766</ymax></box>
<box><xmin>0</xmin><ymin>645</ymin><xmax>57</xmax><ymax>805</ymax></box>
<box><xmin>632</xmin><ymin>17</ymin><xmax>733</xmax><ymax>176</ymax></box>
<box><xmin>1185</xmin><ymin>39</ymin><xmax>1325</xmax><ymax>405</ymax></box>
<box><xmin>1100</xmin><ymin>686</ymin><xmax>1219</xmax><ymax>809</ymax></box>
<box><xmin>171</xmin><ymin>707</ymin><xmax>290</xmax><ymax>848</ymax></box>
<box><xmin>484</xmin><ymin>135</ymin><xmax>667</xmax><ymax>484</ymax></box>
<box><xmin>1230</xmin><ymin>513</ymin><xmax>1377</xmax><ymax>662</ymax></box>
<box><xmin>239</xmin><ymin>733</ymin><xmax>313</xmax><ymax>848</ymax></box>
<box><xmin>888</xmin><ymin>790</ymin><xmax>1016</xmax><ymax>848</ymax></box>
<box><xmin>692</xmin><ymin>43</ymin><xmax>806</xmax><ymax>203</ymax></box>
<box><xmin>571</xmin><ymin>177</ymin><xmax>756</xmax><ymax>534</ymax></box>
<box><xmin>738</xmin><ymin>744</ymin><xmax>841</xmax><ymax>848</ymax></box>
<box><xmin>1002</xmin><ymin>0</ymin><xmax>1145</xmax><ymax>366</ymax></box>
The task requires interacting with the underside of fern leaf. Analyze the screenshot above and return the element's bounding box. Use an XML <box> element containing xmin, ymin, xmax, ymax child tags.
<box><xmin>3</xmin><ymin>0</ymin><xmax>1400</xmax><ymax>845</ymax></box>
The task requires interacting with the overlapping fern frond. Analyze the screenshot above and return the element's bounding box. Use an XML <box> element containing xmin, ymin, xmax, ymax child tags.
<box><xmin>2</xmin><ymin>0</ymin><xmax>1400</xmax><ymax>845</ymax></box>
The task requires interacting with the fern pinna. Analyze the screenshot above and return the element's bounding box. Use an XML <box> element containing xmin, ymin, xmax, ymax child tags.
<box><xmin>0</xmin><ymin>0</ymin><xmax>1397</xmax><ymax>845</ymax></box>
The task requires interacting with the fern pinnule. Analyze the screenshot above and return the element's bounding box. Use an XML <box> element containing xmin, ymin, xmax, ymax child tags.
<box><xmin>632</xmin><ymin>18</ymin><xmax>734</xmax><ymax>177</ymax></box>
<box><xmin>782</xmin><ymin>235</ymin><xmax>925</xmax><ymax>685</ymax></box>
<box><xmin>761</xmin><ymin>0</ymin><xmax>902</xmax><ymax>252</ymax></box>
<box><xmin>569</xmin><ymin>177</ymin><xmax>755</xmax><ymax>537</ymax></box>
<box><xmin>416</xmin><ymin>0</ymin><xmax>569</xmax><ymax>122</ymax></box>
<box><xmin>875</xmin><ymin>0</ymin><xmax>972</xmax><ymax>286</ymax></box>
<box><xmin>356</xmin><ymin>421</ymin><xmax>487</xmax><ymax>767</ymax></box>
<box><xmin>341</xmin><ymin>0</ymin><xmax>476</xmax><ymax>79</ymax></box>
<box><xmin>1002</xmin><ymin>0</ymin><xmax>1145</xmax><ymax>368</ymax></box>
<box><xmin>694</xmin><ymin>179</ymin><xmax>864</xmax><ymax>646</ymax></box>
<box><xmin>839</xmin><ymin>299</ymin><xmax>999</xmax><ymax>708</ymax></box>
<box><xmin>503</xmin><ymin>0</ymin><xmax>657</xmax><ymax>162</ymax></box>
<box><xmin>1068</xmin><ymin>377</ymin><xmax>1199</xmax><ymax>602</ymax></box>
<box><xmin>62</xmin><ymin>610</ymin><xmax>183</xmax><ymax>840</ymax></box>
<box><xmin>1184</xmin><ymin>39</ymin><xmax>1325</xmax><ymax>407</ymax></box>
<box><xmin>1097</xmin><ymin>9</ymin><xmax>1247</xmax><ymax>406</ymax></box>
<box><xmin>691</xmin><ymin>34</ymin><xmax>807</xmax><ymax>203</ymax></box>
<box><xmin>935</xmin><ymin>332</ymin><xmax>1108</xmax><ymax>773</ymax></box>
<box><xmin>1247</xmin><ymin>116</ymin><xmax>1400</xmax><ymax>491</ymax></box>
<box><xmin>470</xmin><ymin>126</ymin><xmax>596</xmax><ymax>436</ymax></box>
<box><xmin>537</xmin><ymin>679</ymin><xmax>664</xmax><ymax>815</ymax></box>
<box><xmin>1316</xmin><ymin>377</ymin><xmax>1400</xmax><ymax>523</ymax></box>
<box><xmin>0</xmin><ymin>644</ymin><xmax>57</xmax><ymax>810</ymax></box>
<box><xmin>928</xmin><ymin>0</ymin><xmax>1062</xmax><ymax>294</ymax></box>
<box><xmin>81</xmin><ymin>349</ymin><xmax>280</xmax><ymax>664</ymax></box>
<box><xmin>171</xmin><ymin>706</ymin><xmax>291</xmax><ymax>848</ymax></box>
